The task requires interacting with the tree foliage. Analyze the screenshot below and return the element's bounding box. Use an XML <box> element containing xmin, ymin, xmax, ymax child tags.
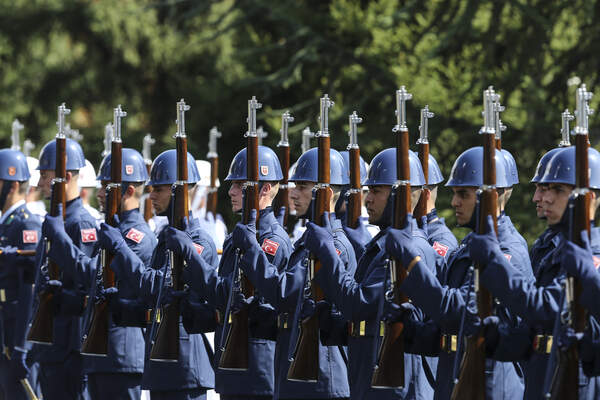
<box><xmin>1</xmin><ymin>0</ymin><xmax>598</xmax><ymax>242</ymax></box>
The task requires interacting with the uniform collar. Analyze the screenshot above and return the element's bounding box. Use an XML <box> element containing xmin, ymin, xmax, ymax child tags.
<box><xmin>120</xmin><ymin>208</ymin><xmax>142</xmax><ymax>224</ymax></box>
<box><xmin>257</xmin><ymin>207</ymin><xmax>276</xmax><ymax>232</ymax></box>
<box><xmin>0</xmin><ymin>199</ymin><xmax>25</xmax><ymax>224</ymax></box>
<box><xmin>65</xmin><ymin>197</ymin><xmax>83</xmax><ymax>219</ymax></box>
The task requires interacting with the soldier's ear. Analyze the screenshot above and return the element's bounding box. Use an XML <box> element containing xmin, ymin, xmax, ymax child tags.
<box><xmin>260</xmin><ymin>182</ymin><xmax>272</xmax><ymax>196</ymax></box>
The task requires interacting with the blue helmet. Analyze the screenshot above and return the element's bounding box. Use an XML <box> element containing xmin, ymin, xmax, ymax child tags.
<box><xmin>539</xmin><ymin>146</ymin><xmax>600</xmax><ymax>189</ymax></box>
<box><xmin>225</xmin><ymin>145</ymin><xmax>283</xmax><ymax>182</ymax></box>
<box><xmin>363</xmin><ymin>148</ymin><xmax>425</xmax><ymax>186</ymax></box>
<box><xmin>445</xmin><ymin>147</ymin><xmax>509</xmax><ymax>188</ymax></box>
<box><xmin>531</xmin><ymin>148</ymin><xmax>562</xmax><ymax>183</ymax></box>
<box><xmin>97</xmin><ymin>148</ymin><xmax>149</xmax><ymax>183</ymax></box>
<box><xmin>501</xmin><ymin>149</ymin><xmax>519</xmax><ymax>186</ymax></box>
<box><xmin>340</xmin><ymin>151</ymin><xmax>368</xmax><ymax>185</ymax></box>
<box><xmin>289</xmin><ymin>148</ymin><xmax>349</xmax><ymax>185</ymax></box>
<box><xmin>147</xmin><ymin>150</ymin><xmax>201</xmax><ymax>186</ymax></box>
<box><xmin>0</xmin><ymin>149</ymin><xmax>30</xmax><ymax>181</ymax></box>
<box><xmin>428</xmin><ymin>154</ymin><xmax>444</xmax><ymax>185</ymax></box>
<box><xmin>38</xmin><ymin>138</ymin><xmax>86</xmax><ymax>171</ymax></box>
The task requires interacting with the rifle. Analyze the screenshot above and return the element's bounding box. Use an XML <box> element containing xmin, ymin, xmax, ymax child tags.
<box><xmin>257</xmin><ymin>126</ymin><xmax>268</xmax><ymax>146</ymax></box>
<box><xmin>102</xmin><ymin>123</ymin><xmax>112</xmax><ymax>158</ymax></box>
<box><xmin>273</xmin><ymin>111</ymin><xmax>294</xmax><ymax>228</ymax></box>
<box><xmin>81</xmin><ymin>105</ymin><xmax>126</xmax><ymax>356</ymax></box>
<box><xmin>219</xmin><ymin>96</ymin><xmax>262</xmax><ymax>370</ymax></box>
<box><xmin>302</xmin><ymin>126</ymin><xmax>315</xmax><ymax>153</ymax></box>
<box><xmin>27</xmin><ymin>103</ymin><xmax>70</xmax><ymax>344</ymax></box>
<box><xmin>559</xmin><ymin>109</ymin><xmax>574</xmax><ymax>147</ymax></box>
<box><xmin>371</xmin><ymin>86</ymin><xmax>412</xmax><ymax>389</ymax></box>
<box><xmin>493</xmin><ymin>100</ymin><xmax>506</xmax><ymax>151</ymax></box>
<box><xmin>23</xmin><ymin>139</ymin><xmax>34</xmax><ymax>157</ymax></box>
<box><xmin>414</xmin><ymin>105</ymin><xmax>434</xmax><ymax>224</ymax></box>
<box><xmin>287</xmin><ymin>94</ymin><xmax>334</xmax><ymax>382</ymax></box>
<box><xmin>142</xmin><ymin>133</ymin><xmax>155</xmax><ymax>223</ymax></box>
<box><xmin>150</xmin><ymin>99</ymin><xmax>191</xmax><ymax>362</ymax></box>
<box><xmin>548</xmin><ymin>84</ymin><xmax>593</xmax><ymax>400</ymax></box>
<box><xmin>11</xmin><ymin>119</ymin><xmax>24</xmax><ymax>151</ymax></box>
<box><xmin>451</xmin><ymin>86</ymin><xmax>501</xmax><ymax>400</ymax></box>
<box><xmin>206</xmin><ymin>127</ymin><xmax>222</xmax><ymax>218</ymax></box>
<box><xmin>345</xmin><ymin>111</ymin><xmax>363</xmax><ymax>229</ymax></box>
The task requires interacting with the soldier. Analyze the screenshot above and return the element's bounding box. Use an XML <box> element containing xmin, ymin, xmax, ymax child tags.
<box><xmin>0</xmin><ymin>149</ymin><xmax>42</xmax><ymax>399</ymax></box>
<box><xmin>302</xmin><ymin>148</ymin><xmax>435</xmax><ymax>400</ymax></box>
<box><xmin>41</xmin><ymin>148</ymin><xmax>156</xmax><ymax>399</ymax></box>
<box><xmin>420</xmin><ymin>154</ymin><xmax>458</xmax><ymax>277</ymax></box>
<box><xmin>466</xmin><ymin>145</ymin><xmax>600</xmax><ymax>399</ymax></box>
<box><xmin>98</xmin><ymin>149</ymin><xmax>217</xmax><ymax>400</ymax></box>
<box><xmin>34</xmin><ymin>137</ymin><xmax>97</xmax><ymax>399</ymax></box>
<box><xmin>79</xmin><ymin>159</ymin><xmax>102</xmax><ymax>225</ymax></box>
<box><xmin>164</xmin><ymin>145</ymin><xmax>293</xmax><ymax>400</ymax></box>
<box><xmin>384</xmin><ymin>146</ymin><xmax>533</xmax><ymax>399</ymax></box>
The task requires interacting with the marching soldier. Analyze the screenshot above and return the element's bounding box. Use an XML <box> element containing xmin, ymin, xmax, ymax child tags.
<box><xmin>466</xmin><ymin>145</ymin><xmax>600</xmax><ymax>399</ymax></box>
<box><xmin>302</xmin><ymin>148</ymin><xmax>436</xmax><ymax>399</ymax></box>
<box><xmin>41</xmin><ymin>147</ymin><xmax>156</xmax><ymax>399</ymax></box>
<box><xmin>34</xmin><ymin>137</ymin><xmax>96</xmax><ymax>399</ymax></box>
<box><xmin>98</xmin><ymin>149</ymin><xmax>217</xmax><ymax>399</ymax></box>
<box><xmin>388</xmin><ymin>146</ymin><xmax>533</xmax><ymax>399</ymax></box>
<box><xmin>164</xmin><ymin>145</ymin><xmax>293</xmax><ymax>400</ymax></box>
<box><xmin>0</xmin><ymin>149</ymin><xmax>42</xmax><ymax>399</ymax></box>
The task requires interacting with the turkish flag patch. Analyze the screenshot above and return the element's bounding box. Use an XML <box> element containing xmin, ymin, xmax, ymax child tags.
<box><xmin>261</xmin><ymin>239</ymin><xmax>279</xmax><ymax>256</ymax></box>
<box><xmin>593</xmin><ymin>256</ymin><xmax>600</xmax><ymax>269</ymax></box>
<box><xmin>22</xmin><ymin>230</ymin><xmax>38</xmax><ymax>244</ymax></box>
<box><xmin>336</xmin><ymin>248</ymin><xmax>341</xmax><ymax>256</ymax></box>
<box><xmin>432</xmin><ymin>241</ymin><xmax>449</xmax><ymax>257</ymax></box>
<box><xmin>193</xmin><ymin>243</ymin><xmax>204</xmax><ymax>255</ymax></box>
<box><xmin>504</xmin><ymin>253</ymin><xmax>512</xmax><ymax>262</ymax></box>
<box><xmin>81</xmin><ymin>228</ymin><xmax>98</xmax><ymax>243</ymax></box>
<box><xmin>125</xmin><ymin>228</ymin><xmax>145</xmax><ymax>243</ymax></box>
<box><xmin>125</xmin><ymin>165</ymin><xmax>134</xmax><ymax>175</ymax></box>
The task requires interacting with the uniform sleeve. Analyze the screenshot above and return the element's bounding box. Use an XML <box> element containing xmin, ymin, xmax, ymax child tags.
<box><xmin>66</xmin><ymin>218</ymin><xmax>98</xmax><ymax>258</ymax></box>
<box><xmin>46</xmin><ymin>227</ymin><xmax>99</xmax><ymax>289</ymax></box>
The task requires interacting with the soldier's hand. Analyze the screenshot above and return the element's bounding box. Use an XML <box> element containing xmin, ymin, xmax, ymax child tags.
<box><xmin>560</xmin><ymin>230</ymin><xmax>596</xmax><ymax>280</ymax></box>
<box><xmin>385</xmin><ymin>215</ymin><xmax>421</xmax><ymax>267</ymax></box>
<box><xmin>98</xmin><ymin>222</ymin><xmax>126</xmax><ymax>253</ymax></box>
<box><xmin>342</xmin><ymin>216</ymin><xmax>370</xmax><ymax>250</ymax></box>
<box><xmin>160</xmin><ymin>287</ymin><xmax>188</xmax><ymax>308</ymax></box>
<box><xmin>96</xmin><ymin>286</ymin><xmax>119</xmax><ymax>307</ymax></box>
<box><xmin>468</xmin><ymin>215</ymin><xmax>501</xmax><ymax>264</ymax></box>
<box><xmin>42</xmin><ymin>208</ymin><xmax>66</xmax><ymax>241</ymax></box>
<box><xmin>304</xmin><ymin>212</ymin><xmax>336</xmax><ymax>258</ymax></box>
<box><xmin>383</xmin><ymin>301</ymin><xmax>416</xmax><ymax>324</ymax></box>
<box><xmin>10</xmin><ymin>347</ymin><xmax>30</xmax><ymax>380</ymax></box>
<box><xmin>41</xmin><ymin>279</ymin><xmax>63</xmax><ymax>294</ymax></box>
<box><xmin>163</xmin><ymin>226</ymin><xmax>195</xmax><ymax>258</ymax></box>
<box><xmin>232</xmin><ymin>209</ymin><xmax>258</xmax><ymax>252</ymax></box>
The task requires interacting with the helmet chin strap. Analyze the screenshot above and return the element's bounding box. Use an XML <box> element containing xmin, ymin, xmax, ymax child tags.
<box><xmin>0</xmin><ymin>181</ymin><xmax>13</xmax><ymax>212</ymax></box>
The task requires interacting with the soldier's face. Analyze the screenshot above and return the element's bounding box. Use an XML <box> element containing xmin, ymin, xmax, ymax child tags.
<box><xmin>365</xmin><ymin>185</ymin><xmax>391</xmax><ymax>224</ymax></box>
<box><xmin>451</xmin><ymin>187</ymin><xmax>477</xmax><ymax>225</ymax></box>
<box><xmin>97</xmin><ymin>181</ymin><xmax>108</xmax><ymax>211</ymax></box>
<box><xmin>542</xmin><ymin>183</ymin><xmax>572</xmax><ymax>225</ymax></box>
<box><xmin>38</xmin><ymin>169</ymin><xmax>55</xmax><ymax>199</ymax></box>
<box><xmin>149</xmin><ymin>184</ymin><xmax>171</xmax><ymax>214</ymax></box>
<box><xmin>290</xmin><ymin>181</ymin><xmax>314</xmax><ymax>216</ymax></box>
<box><xmin>533</xmin><ymin>184</ymin><xmax>548</xmax><ymax>219</ymax></box>
<box><xmin>228</xmin><ymin>181</ymin><xmax>243</xmax><ymax>212</ymax></box>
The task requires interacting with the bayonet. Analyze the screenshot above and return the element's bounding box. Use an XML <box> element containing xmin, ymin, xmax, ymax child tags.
<box><xmin>481</xmin><ymin>86</ymin><xmax>499</xmax><ymax>135</ymax></box>
<box><xmin>257</xmin><ymin>126</ymin><xmax>268</xmax><ymax>146</ymax></box>
<box><xmin>279</xmin><ymin>111</ymin><xmax>294</xmax><ymax>147</ymax></box>
<box><xmin>11</xmin><ymin>119</ymin><xmax>24</xmax><ymax>151</ymax></box>
<box><xmin>103</xmin><ymin>123</ymin><xmax>113</xmax><ymax>157</ymax></box>
<box><xmin>246</xmin><ymin>96</ymin><xmax>262</xmax><ymax>138</ymax></box>
<box><xmin>574</xmin><ymin>84</ymin><xmax>594</xmax><ymax>136</ymax></box>
<box><xmin>302</xmin><ymin>127</ymin><xmax>315</xmax><ymax>153</ymax></box>
<box><xmin>559</xmin><ymin>109</ymin><xmax>574</xmax><ymax>147</ymax></box>
<box><xmin>113</xmin><ymin>105</ymin><xmax>126</xmax><ymax>142</ymax></box>
<box><xmin>207</xmin><ymin>127</ymin><xmax>222</xmax><ymax>159</ymax></box>
<box><xmin>143</xmin><ymin>134</ymin><xmax>155</xmax><ymax>164</ymax></box>
<box><xmin>23</xmin><ymin>139</ymin><xmax>34</xmax><ymax>157</ymax></box>
<box><xmin>347</xmin><ymin>111</ymin><xmax>362</xmax><ymax>150</ymax></box>
<box><xmin>394</xmin><ymin>86</ymin><xmax>412</xmax><ymax>133</ymax></box>
<box><xmin>417</xmin><ymin>105</ymin><xmax>434</xmax><ymax>145</ymax></box>
<box><xmin>316</xmin><ymin>94</ymin><xmax>334</xmax><ymax>138</ymax></box>
<box><xmin>175</xmin><ymin>99</ymin><xmax>191</xmax><ymax>138</ymax></box>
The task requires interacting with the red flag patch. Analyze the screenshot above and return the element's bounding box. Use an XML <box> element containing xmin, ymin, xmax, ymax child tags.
<box><xmin>336</xmin><ymin>248</ymin><xmax>341</xmax><ymax>256</ymax></box>
<box><xmin>261</xmin><ymin>238</ymin><xmax>279</xmax><ymax>256</ymax></box>
<box><xmin>260</xmin><ymin>165</ymin><xmax>269</xmax><ymax>176</ymax></box>
<box><xmin>81</xmin><ymin>228</ymin><xmax>97</xmax><ymax>243</ymax></box>
<box><xmin>22</xmin><ymin>230</ymin><xmax>38</xmax><ymax>244</ymax></box>
<box><xmin>593</xmin><ymin>256</ymin><xmax>600</xmax><ymax>269</ymax></box>
<box><xmin>125</xmin><ymin>228</ymin><xmax>145</xmax><ymax>244</ymax></box>
<box><xmin>125</xmin><ymin>165</ymin><xmax>134</xmax><ymax>175</ymax></box>
<box><xmin>432</xmin><ymin>241</ymin><xmax>449</xmax><ymax>257</ymax></box>
<box><xmin>193</xmin><ymin>243</ymin><xmax>204</xmax><ymax>255</ymax></box>
<box><xmin>504</xmin><ymin>253</ymin><xmax>512</xmax><ymax>262</ymax></box>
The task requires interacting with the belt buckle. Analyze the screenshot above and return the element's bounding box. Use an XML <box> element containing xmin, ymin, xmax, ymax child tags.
<box><xmin>359</xmin><ymin>320</ymin><xmax>366</xmax><ymax>336</ymax></box>
<box><xmin>0</xmin><ymin>289</ymin><xmax>5</xmax><ymax>303</ymax></box>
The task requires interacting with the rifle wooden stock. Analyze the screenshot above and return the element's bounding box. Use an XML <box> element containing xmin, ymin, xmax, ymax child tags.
<box><xmin>451</xmin><ymin>110</ymin><xmax>498</xmax><ymax>400</ymax></box>
<box><xmin>549</xmin><ymin>111</ymin><xmax>590</xmax><ymax>399</ymax></box>
<box><xmin>28</xmin><ymin>133</ymin><xmax>67</xmax><ymax>344</ymax></box>
<box><xmin>207</xmin><ymin>156</ymin><xmax>219</xmax><ymax>217</ymax></box>
<box><xmin>144</xmin><ymin>163</ymin><xmax>153</xmax><ymax>222</ymax></box>
<box><xmin>273</xmin><ymin>144</ymin><xmax>290</xmax><ymax>227</ymax></box>
<box><xmin>415</xmin><ymin>141</ymin><xmax>429</xmax><ymax>222</ymax></box>
<box><xmin>151</xmin><ymin>101</ymin><xmax>190</xmax><ymax>362</ymax></box>
<box><xmin>346</xmin><ymin>147</ymin><xmax>362</xmax><ymax>228</ymax></box>
<box><xmin>219</xmin><ymin>127</ymin><xmax>260</xmax><ymax>371</ymax></box>
<box><xmin>82</xmin><ymin>134</ymin><xmax>122</xmax><ymax>356</ymax></box>
<box><xmin>288</xmin><ymin>109</ymin><xmax>331</xmax><ymax>382</ymax></box>
<box><xmin>371</xmin><ymin>119</ymin><xmax>410</xmax><ymax>389</ymax></box>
